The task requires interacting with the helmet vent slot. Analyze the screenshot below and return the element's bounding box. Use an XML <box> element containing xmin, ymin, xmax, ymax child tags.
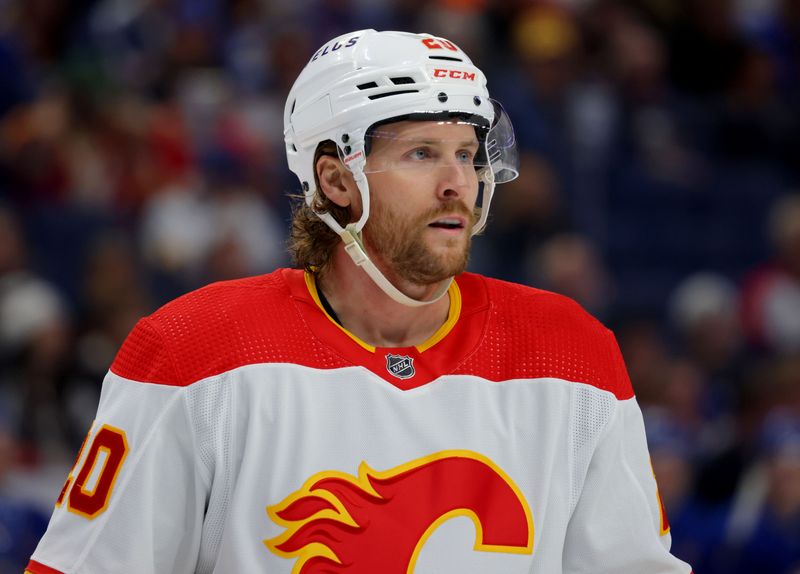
<box><xmin>357</xmin><ymin>81</ymin><xmax>379</xmax><ymax>90</ymax></box>
<box><xmin>390</xmin><ymin>76</ymin><xmax>415</xmax><ymax>85</ymax></box>
<box><xmin>367</xmin><ymin>90</ymin><xmax>419</xmax><ymax>100</ymax></box>
<box><xmin>429</xmin><ymin>55</ymin><xmax>463</xmax><ymax>62</ymax></box>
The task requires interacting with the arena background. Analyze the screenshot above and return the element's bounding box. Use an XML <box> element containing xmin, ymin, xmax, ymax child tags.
<box><xmin>1</xmin><ymin>0</ymin><xmax>799</xmax><ymax>571</ymax></box>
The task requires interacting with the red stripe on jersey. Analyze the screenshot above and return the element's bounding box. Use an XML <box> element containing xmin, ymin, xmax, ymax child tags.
<box><xmin>25</xmin><ymin>560</ymin><xmax>65</xmax><ymax>574</ymax></box>
<box><xmin>110</xmin><ymin>269</ymin><xmax>633</xmax><ymax>398</ymax></box>
<box><xmin>454</xmin><ymin>276</ymin><xmax>633</xmax><ymax>399</ymax></box>
<box><xmin>111</xmin><ymin>271</ymin><xmax>349</xmax><ymax>387</ymax></box>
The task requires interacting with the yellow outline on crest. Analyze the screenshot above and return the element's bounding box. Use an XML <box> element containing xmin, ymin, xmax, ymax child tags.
<box><xmin>264</xmin><ymin>449</ymin><xmax>534</xmax><ymax>573</ymax></box>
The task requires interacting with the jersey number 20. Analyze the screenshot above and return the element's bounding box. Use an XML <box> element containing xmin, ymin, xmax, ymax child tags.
<box><xmin>56</xmin><ymin>424</ymin><xmax>129</xmax><ymax>519</ymax></box>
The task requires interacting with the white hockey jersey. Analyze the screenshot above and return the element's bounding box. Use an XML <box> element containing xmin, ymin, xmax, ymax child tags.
<box><xmin>27</xmin><ymin>269</ymin><xmax>693</xmax><ymax>573</ymax></box>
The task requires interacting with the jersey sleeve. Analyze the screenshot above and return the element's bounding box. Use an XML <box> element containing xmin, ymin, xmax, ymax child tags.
<box><xmin>562</xmin><ymin>331</ymin><xmax>693</xmax><ymax>574</ymax></box>
<box><xmin>26</xmin><ymin>319</ymin><xmax>213</xmax><ymax>574</ymax></box>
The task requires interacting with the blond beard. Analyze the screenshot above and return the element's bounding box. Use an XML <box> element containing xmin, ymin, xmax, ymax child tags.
<box><xmin>364</xmin><ymin>200</ymin><xmax>476</xmax><ymax>285</ymax></box>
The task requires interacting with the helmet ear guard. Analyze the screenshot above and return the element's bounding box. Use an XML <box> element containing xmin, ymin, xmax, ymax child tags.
<box><xmin>284</xmin><ymin>30</ymin><xmax>519</xmax><ymax>306</ymax></box>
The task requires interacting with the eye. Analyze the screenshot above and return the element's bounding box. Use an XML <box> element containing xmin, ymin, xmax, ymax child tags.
<box><xmin>408</xmin><ymin>147</ymin><xmax>432</xmax><ymax>161</ymax></box>
<box><xmin>457</xmin><ymin>150</ymin><xmax>474</xmax><ymax>163</ymax></box>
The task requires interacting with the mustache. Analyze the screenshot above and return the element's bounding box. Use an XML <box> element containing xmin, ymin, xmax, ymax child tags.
<box><xmin>417</xmin><ymin>201</ymin><xmax>476</xmax><ymax>224</ymax></box>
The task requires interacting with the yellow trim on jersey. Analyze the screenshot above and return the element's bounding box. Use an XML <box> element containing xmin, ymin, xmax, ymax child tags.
<box><xmin>265</xmin><ymin>449</ymin><xmax>533</xmax><ymax>573</ymax></box>
<box><xmin>304</xmin><ymin>272</ymin><xmax>461</xmax><ymax>353</ymax></box>
<box><xmin>415</xmin><ymin>280</ymin><xmax>461</xmax><ymax>353</ymax></box>
<box><xmin>305</xmin><ymin>272</ymin><xmax>376</xmax><ymax>352</ymax></box>
<box><xmin>649</xmin><ymin>459</ymin><xmax>671</xmax><ymax>536</ymax></box>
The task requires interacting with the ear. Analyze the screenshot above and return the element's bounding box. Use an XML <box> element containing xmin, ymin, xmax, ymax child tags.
<box><xmin>316</xmin><ymin>155</ymin><xmax>357</xmax><ymax>208</ymax></box>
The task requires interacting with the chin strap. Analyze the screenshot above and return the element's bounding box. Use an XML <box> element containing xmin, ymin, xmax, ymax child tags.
<box><xmin>340</xmin><ymin>224</ymin><xmax>452</xmax><ymax>307</ymax></box>
<box><xmin>472</xmin><ymin>168</ymin><xmax>496</xmax><ymax>235</ymax></box>
<box><xmin>315</xmin><ymin>210</ymin><xmax>451</xmax><ymax>307</ymax></box>
<box><xmin>312</xmin><ymin>150</ymin><xmax>454</xmax><ymax>307</ymax></box>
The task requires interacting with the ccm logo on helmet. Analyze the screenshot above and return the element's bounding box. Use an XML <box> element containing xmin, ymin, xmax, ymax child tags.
<box><xmin>433</xmin><ymin>69</ymin><xmax>476</xmax><ymax>81</ymax></box>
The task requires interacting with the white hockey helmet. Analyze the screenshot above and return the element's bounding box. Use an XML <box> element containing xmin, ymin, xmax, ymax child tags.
<box><xmin>284</xmin><ymin>29</ymin><xmax>518</xmax><ymax>306</ymax></box>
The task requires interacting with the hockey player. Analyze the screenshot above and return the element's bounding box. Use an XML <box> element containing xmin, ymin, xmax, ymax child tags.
<box><xmin>27</xmin><ymin>30</ymin><xmax>692</xmax><ymax>573</ymax></box>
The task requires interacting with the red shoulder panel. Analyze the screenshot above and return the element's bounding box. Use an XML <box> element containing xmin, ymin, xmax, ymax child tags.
<box><xmin>25</xmin><ymin>560</ymin><xmax>65</xmax><ymax>574</ymax></box>
<box><xmin>454</xmin><ymin>276</ymin><xmax>634</xmax><ymax>400</ymax></box>
<box><xmin>111</xmin><ymin>270</ymin><xmax>349</xmax><ymax>386</ymax></box>
<box><xmin>111</xmin><ymin>269</ymin><xmax>633</xmax><ymax>397</ymax></box>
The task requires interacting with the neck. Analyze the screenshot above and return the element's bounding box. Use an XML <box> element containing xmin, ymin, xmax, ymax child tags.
<box><xmin>316</xmin><ymin>244</ymin><xmax>452</xmax><ymax>348</ymax></box>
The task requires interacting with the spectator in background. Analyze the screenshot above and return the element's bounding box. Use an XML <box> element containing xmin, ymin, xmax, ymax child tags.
<box><xmin>644</xmin><ymin>407</ymin><xmax>727</xmax><ymax>573</ymax></box>
<box><xmin>139</xmin><ymin>156</ymin><xmax>286</xmax><ymax>302</ymax></box>
<box><xmin>472</xmin><ymin>150</ymin><xmax>568</xmax><ymax>282</ymax></box>
<box><xmin>713</xmin><ymin>38</ymin><xmax>794</xmax><ymax>168</ymax></box>
<box><xmin>735</xmin><ymin>0</ymin><xmax>800</xmax><ymax>172</ymax></box>
<box><xmin>67</xmin><ymin>235</ymin><xmax>153</xmax><ymax>439</ymax></box>
<box><xmin>669</xmin><ymin>272</ymin><xmax>745</xmax><ymax>433</ymax></box>
<box><xmin>0</xmin><ymin>206</ymin><xmax>72</xmax><ymax>463</ymax></box>
<box><xmin>0</xmin><ymin>414</ymin><xmax>49</xmax><ymax>574</ymax></box>
<box><xmin>498</xmin><ymin>3</ymin><xmax>581</xmax><ymax>162</ymax></box>
<box><xmin>714</xmin><ymin>410</ymin><xmax>800</xmax><ymax>574</ymax></box>
<box><xmin>658</xmin><ymin>359</ymin><xmax>711</xmax><ymax>441</ymax></box>
<box><xmin>0</xmin><ymin>93</ymin><xmax>72</xmax><ymax>207</ymax></box>
<box><xmin>742</xmin><ymin>193</ymin><xmax>800</xmax><ymax>354</ymax></box>
<box><xmin>670</xmin><ymin>272</ymin><xmax>743</xmax><ymax>377</ymax></box>
<box><xmin>614</xmin><ymin>316</ymin><xmax>672</xmax><ymax>408</ymax></box>
<box><xmin>528</xmin><ymin>232</ymin><xmax>614</xmax><ymax>320</ymax></box>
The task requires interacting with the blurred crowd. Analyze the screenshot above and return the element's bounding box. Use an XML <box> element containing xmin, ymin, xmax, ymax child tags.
<box><xmin>0</xmin><ymin>0</ymin><xmax>799</xmax><ymax>571</ymax></box>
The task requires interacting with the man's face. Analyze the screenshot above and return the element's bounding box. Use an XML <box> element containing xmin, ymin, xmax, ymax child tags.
<box><xmin>361</xmin><ymin>121</ymin><xmax>481</xmax><ymax>285</ymax></box>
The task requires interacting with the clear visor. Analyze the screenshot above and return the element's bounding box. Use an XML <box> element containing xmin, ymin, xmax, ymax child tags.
<box><xmin>340</xmin><ymin>100</ymin><xmax>519</xmax><ymax>184</ymax></box>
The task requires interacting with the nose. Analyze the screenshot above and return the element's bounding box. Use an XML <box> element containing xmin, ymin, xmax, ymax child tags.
<box><xmin>435</xmin><ymin>162</ymin><xmax>475</xmax><ymax>201</ymax></box>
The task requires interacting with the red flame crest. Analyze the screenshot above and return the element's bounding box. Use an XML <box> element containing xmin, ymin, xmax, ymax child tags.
<box><xmin>265</xmin><ymin>450</ymin><xmax>533</xmax><ymax>573</ymax></box>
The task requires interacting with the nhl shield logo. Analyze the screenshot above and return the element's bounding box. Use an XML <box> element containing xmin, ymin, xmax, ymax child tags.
<box><xmin>385</xmin><ymin>354</ymin><xmax>415</xmax><ymax>380</ymax></box>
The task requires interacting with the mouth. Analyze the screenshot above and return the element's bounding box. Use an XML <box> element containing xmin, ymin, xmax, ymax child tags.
<box><xmin>428</xmin><ymin>217</ymin><xmax>466</xmax><ymax>231</ymax></box>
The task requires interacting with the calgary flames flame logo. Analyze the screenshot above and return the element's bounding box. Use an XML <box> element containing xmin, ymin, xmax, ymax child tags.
<box><xmin>265</xmin><ymin>450</ymin><xmax>533</xmax><ymax>573</ymax></box>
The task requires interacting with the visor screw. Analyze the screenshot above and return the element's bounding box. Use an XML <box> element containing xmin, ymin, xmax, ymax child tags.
<box><xmin>437</xmin><ymin>92</ymin><xmax>448</xmax><ymax>103</ymax></box>
<box><xmin>473</xmin><ymin>96</ymin><xmax>481</xmax><ymax>106</ymax></box>
<box><xmin>302</xmin><ymin>181</ymin><xmax>309</xmax><ymax>191</ymax></box>
<box><xmin>342</xmin><ymin>133</ymin><xmax>349</xmax><ymax>143</ymax></box>
<box><xmin>344</xmin><ymin>145</ymin><xmax>352</xmax><ymax>155</ymax></box>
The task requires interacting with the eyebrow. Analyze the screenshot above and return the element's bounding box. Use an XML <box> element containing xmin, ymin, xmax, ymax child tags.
<box><xmin>408</xmin><ymin>139</ymin><xmax>480</xmax><ymax>147</ymax></box>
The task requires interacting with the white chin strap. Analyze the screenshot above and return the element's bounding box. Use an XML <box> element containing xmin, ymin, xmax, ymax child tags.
<box><xmin>342</xmin><ymin>223</ymin><xmax>452</xmax><ymax>307</ymax></box>
<box><xmin>315</xmin><ymin>212</ymin><xmax>451</xmax><ymax>308</ymax></box>
<box><xmin>313</xmin><ymin>160</ymin><xmax>496</xmax><ymax>308</ymax></box>
<box><xmin>314</xmin><ymin>161</ymin><xmax>452</xmax><ymax>307</ymax></box>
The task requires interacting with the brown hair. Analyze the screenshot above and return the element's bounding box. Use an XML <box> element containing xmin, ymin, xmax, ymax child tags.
<box><xmin>287</xmin><ymin>141</ymin><xmax>352</xmax><ymax>276</ymax></box>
